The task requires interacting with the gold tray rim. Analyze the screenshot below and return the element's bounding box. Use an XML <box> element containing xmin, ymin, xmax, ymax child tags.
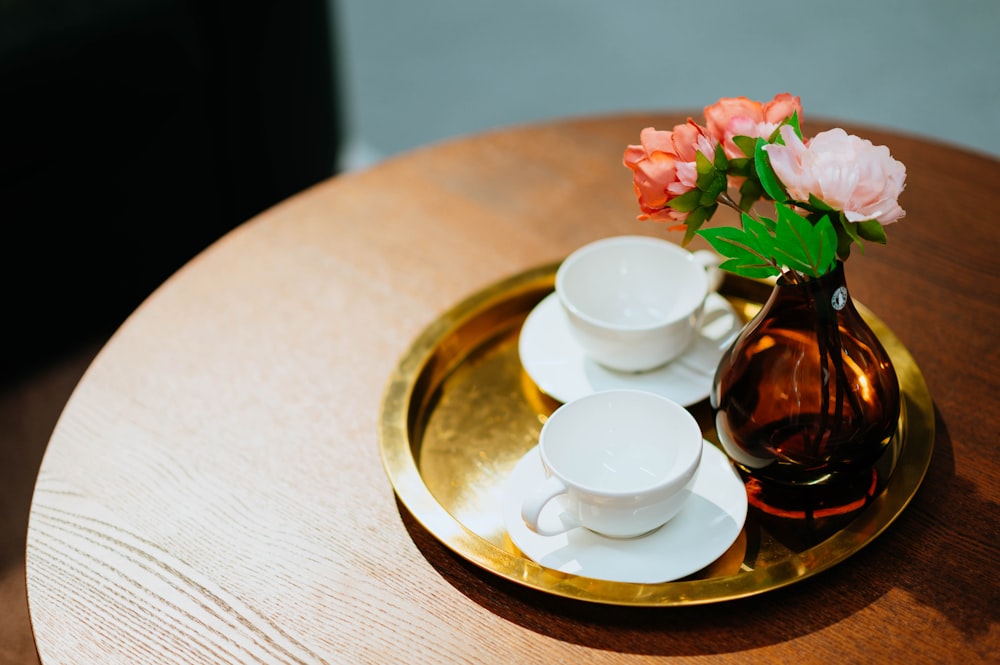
<box><xmin>378</xmin><ymin>262</ymin><xmax>935</xmax><ymax>606</ymax></box>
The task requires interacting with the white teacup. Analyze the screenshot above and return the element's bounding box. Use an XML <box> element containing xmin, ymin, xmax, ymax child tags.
<box><xmin>555</xmin><ymin>235</ymin><xmax>722</xmax><ymax>373</ymax></box>
<box><xmin>520</xmin><ymin>389</ymin><xmax>703</xmax><ymax>539</ymax></box>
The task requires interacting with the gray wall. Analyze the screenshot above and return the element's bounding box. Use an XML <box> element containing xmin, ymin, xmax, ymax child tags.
<box><xmin>331</xmin><ymin>0</ymin><xmax>999</xmax><ymax>169</ymax></box>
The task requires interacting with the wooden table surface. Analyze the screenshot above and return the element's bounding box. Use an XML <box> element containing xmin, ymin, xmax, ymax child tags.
<box><xmin>25</xmin><ymin>113</ymin><xmax>999</xmax><ymax>664</ymax></box>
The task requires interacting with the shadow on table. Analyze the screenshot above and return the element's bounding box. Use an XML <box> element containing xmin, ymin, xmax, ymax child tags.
<box><xmin>0</xmin><ymin>340</ymin><xmax>103</xmax><ymax>665</ymax></box>
<box><xmin>400</xmin><ymin>408</ymin><xmax>997</xmax><ymax>656</ymax></box>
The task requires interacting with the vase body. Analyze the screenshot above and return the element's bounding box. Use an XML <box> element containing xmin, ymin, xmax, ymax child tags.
<box><xmin>712</xmin><ymin>262</ymin><xmax>900</xmax><ymax>517</ymax></box>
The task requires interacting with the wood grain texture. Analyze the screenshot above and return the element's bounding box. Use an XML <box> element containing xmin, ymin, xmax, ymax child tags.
<box><xmin>25</xmin><ymin>113</ymin><xmax>999</xmax><ymax>664</ymax></box>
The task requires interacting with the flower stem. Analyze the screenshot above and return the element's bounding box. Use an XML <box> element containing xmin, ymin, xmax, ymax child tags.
<box><xmin>718</xmin><ymin>192</ymin><xmax>742</xmax><ymax>214</ymax></box>
<box><xmin>782</xmin><ymin>269</ymin><xmax>804</xmax><ymax>285</ymax></box>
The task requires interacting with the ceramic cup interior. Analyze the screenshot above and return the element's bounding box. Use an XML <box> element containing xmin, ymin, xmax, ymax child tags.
<box><xmin>555</xmin><ymin>235</ymin><xmax>720</xmax><ymax>372</ymax></box>
<box><xmin>521</xmin><ymin>389</ymin><xmax>703</xmax><ymax>539</ymax></box>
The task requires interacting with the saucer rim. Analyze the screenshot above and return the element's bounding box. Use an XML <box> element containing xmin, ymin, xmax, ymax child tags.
<box><xmin>517</xmin><ymin>292</ymin><xmax>736</xmax><ymax>406</ymax></box>
<box><xmin>502</xmin><ymin>440</ymin><xmax>749</xmax><ymax>584</ymax></box>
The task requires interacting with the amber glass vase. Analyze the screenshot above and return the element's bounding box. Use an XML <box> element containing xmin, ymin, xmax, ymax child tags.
<box><xmin>712</xmin><ymin>262</ymin><xmax>900</xmax><ymax>519</ymax></box>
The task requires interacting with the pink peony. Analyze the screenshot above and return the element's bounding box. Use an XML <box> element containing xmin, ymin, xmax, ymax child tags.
<box><xmin>705</xmin><ymin>93</ymin><xmax>803</xmax><ymax>159</ymax></box>
<box><xmin>623</xmin><ymin>120</ymin><xmax>718</xmax><ymax>223</ymax></box>
<box><xmin>764</xmin><ymin>126</ymin><xmax>907</xmax><ymax>225</ymax></box>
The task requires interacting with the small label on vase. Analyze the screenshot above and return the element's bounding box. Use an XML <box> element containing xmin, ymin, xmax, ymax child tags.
<box><xmin>831</xmin><ymin>287</ymin><xmax>848</xmax><ymax>311</ymax></box>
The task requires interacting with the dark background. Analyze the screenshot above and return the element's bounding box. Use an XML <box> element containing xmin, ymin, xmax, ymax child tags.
<box><xmin>0</xmin><ymin>0</ymin><xmax>342</xmax><ymax>379</ymax></box>
<box><xmin>0</xmin><ymin>2</ymin><xmax>342</xmax><ymax>661</ymax></box>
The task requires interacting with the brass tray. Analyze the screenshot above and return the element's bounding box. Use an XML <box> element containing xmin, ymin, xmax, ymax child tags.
<box><xmin>378</xmin><ymin>263</ymin><xmax>934</xmax><ymax>606</ymax></box>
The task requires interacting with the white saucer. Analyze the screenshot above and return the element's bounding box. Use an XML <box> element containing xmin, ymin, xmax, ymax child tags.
<box><xmin>518</xmin><ymin>292</ymin><xmax>742</xmax><ymax>406</ymax></box>
<box><xmin>502</xmin><ymin>442</ymin><xmax>748</xmax><ymax>584</ymax></box>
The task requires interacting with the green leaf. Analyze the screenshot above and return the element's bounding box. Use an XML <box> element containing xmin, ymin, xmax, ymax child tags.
<box><xmin>717</xmin><ymin>258</ymin><xmax>781</xmax><ymax>280</ymax></box>
<box><xmin>770</xmin><ymin>205</ymin><xmax>837</xmax><ymax>278</ymax></box>
<box><xmin>835</xmin><ymin>213</ymin><xmax>862</xmax><ymax>261</ymax></box>
<box><xmin>767</xmin><ymin>110</ymin><xmax>802</xmax><ymax>143</ymax></box>
<box><xmin>772</xmin><ymin>206</ymin><xmax>816</xmax><ymax>275</ymax></box>
<box><xmin>695</xmin><ymin>150</ymin><xmax>713</xmax><ymax>174</ymax></box>
<box><xmin>857</xmin><ymin>219</ymin><xmax>888</xmax><ymax>244</ymax></box>
<box><xmin>700</xmin><ymin>187</ymin><xmax>720</xmax><ymax>206</ymax></box>
<box><xmin>681</xmin><ymin>204</ymin><xmax>715</xmax><ymax>245</ymax></box>
<box><xmin>727</xmin><ymin>157</ymin><xmax>752</xmax><ymax>177</ymax></box>
<box><xmin>759</xmin><ymin>214</ymin><xmax>777</xmax><ymax>233</ymax></box>
<box><xmin>838</xmin><ymin>239</ymin><xmax>853</xmax><ymax>262</ymax></box>
<box><xmin>754</xmin><ymin>138</ymin><xmax>787</xmax><ymax>203</ymax></box>
<box><xmin>695</xmin><ymin>151</ymin><xmax>717</xmax><ymax>190</ymax></box>
<box><xmin>698</xmin><ymin>226</ymin><xmax>758</xmax><ymax>259</ymax></box>
<box><xmin>813</xmin><ymin>215</ymin><xmax>838</xmax><ymax>274</ymax></box>
<box><xmin>742</xmin><ymin>214</ymin><xmax>776</xmax><ymax>258</ymax></box>
<box><xmin>737</xmin><ymin>178</ymin><xmax>764</xmax><ymax>211</ymax></box>
<box><xmin>690</xmin><ymin>149</ymin><xmax>728</xmax><ymax>201</ymax></box>
<box><xmin>807</xmin><ymin>193</ymin><xmax>836</xmax><ymax>212</ymax></box>
<box><xmin>698</xmin><ymin>224</ymin><xmax>781</xmax><ymax>279</ymax></box>
<box><xmin>732</xmin><ymin>135</ymin><xmax>757</xmax><ymax>158</ymax></box>
<box><xmin>666</xmin><ymin>189</ymin><xmax>702</xmax><ymax>212</ymax></box>
<box><xmin>714</xmin><ymin>143</ymin><xmax>728</xmax><ymax>171</ymax></box>
<box><xmin>785</xmin><ymin>110</ymin><xmax>803</xmax><ymax>140</ymax></box>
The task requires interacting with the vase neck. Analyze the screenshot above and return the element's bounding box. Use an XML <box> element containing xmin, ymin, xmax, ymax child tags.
<box><xmin>776</xmin><ymin>262</ymin><xmax>846</xmax><ymax>291</ymax></box>
<box><xmin>770</xmin><ymin>262</ymin><xmax>850</xmax><ymax>318</ymax></box>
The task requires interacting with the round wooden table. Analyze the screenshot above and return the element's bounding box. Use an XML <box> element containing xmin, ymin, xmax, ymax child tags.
<box><xmin>25</xmin><ymin>113</ymin><xmax>999</xmax><ymax>663</ymax></box>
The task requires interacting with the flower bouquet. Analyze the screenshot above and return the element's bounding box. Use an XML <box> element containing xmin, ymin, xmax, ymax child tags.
<box><xmin>624</xmin><ymin>95</ymin><xmax>908</xmax><ymax>516</ymax></box>
<box><xmin>623</xmin><ymin>93</ymin><xmax>906</xmax><ymax>282</ymax></box>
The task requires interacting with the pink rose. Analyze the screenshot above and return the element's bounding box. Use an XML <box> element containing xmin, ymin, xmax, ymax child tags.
<box><xmin>623</xmin><ymin>120</ymin><xmax>717</xmax><ymax>223</ymax></box>
<box><xmin>705</xmin><ymin>93</ymin><xmax>803</xmax><ymax>158</ymax></box>
<box><xmin>764</xmin><ymin>126</ymin><xmax>907</xmax><ymax>225</ymax></box>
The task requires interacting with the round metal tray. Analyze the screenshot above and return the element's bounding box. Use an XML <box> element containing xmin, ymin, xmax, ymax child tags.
<box><xmin>378</xmin><ymin>263</ymin><xmax>935</xmax><ymax>606</ymax></box>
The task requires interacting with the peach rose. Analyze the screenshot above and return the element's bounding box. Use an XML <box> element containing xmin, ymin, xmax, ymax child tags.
<box><xmin>705</xmin><ymin>93</ymin><xmax>803</xmax><ymax>158</ymax></box>
<box><xmin>764</xmin><ymin>126</ymin><xmax>906</xmax><ymax>225</ymax></box>
<box><xmin>623</xmin><ymin>120</ymin><xmax>717</xmax><ymax>222</ymax></box>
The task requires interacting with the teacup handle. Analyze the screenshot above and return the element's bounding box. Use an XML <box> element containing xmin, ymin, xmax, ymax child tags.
<box><xmin>692</xmin><ymin>249</ymin><xmax>724</xmax><ymax>294</ymax></box>
<box><xmin>521</xmin><ymin>475</ymin><xmax>578</xmax><ymax>536</ymax></box>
